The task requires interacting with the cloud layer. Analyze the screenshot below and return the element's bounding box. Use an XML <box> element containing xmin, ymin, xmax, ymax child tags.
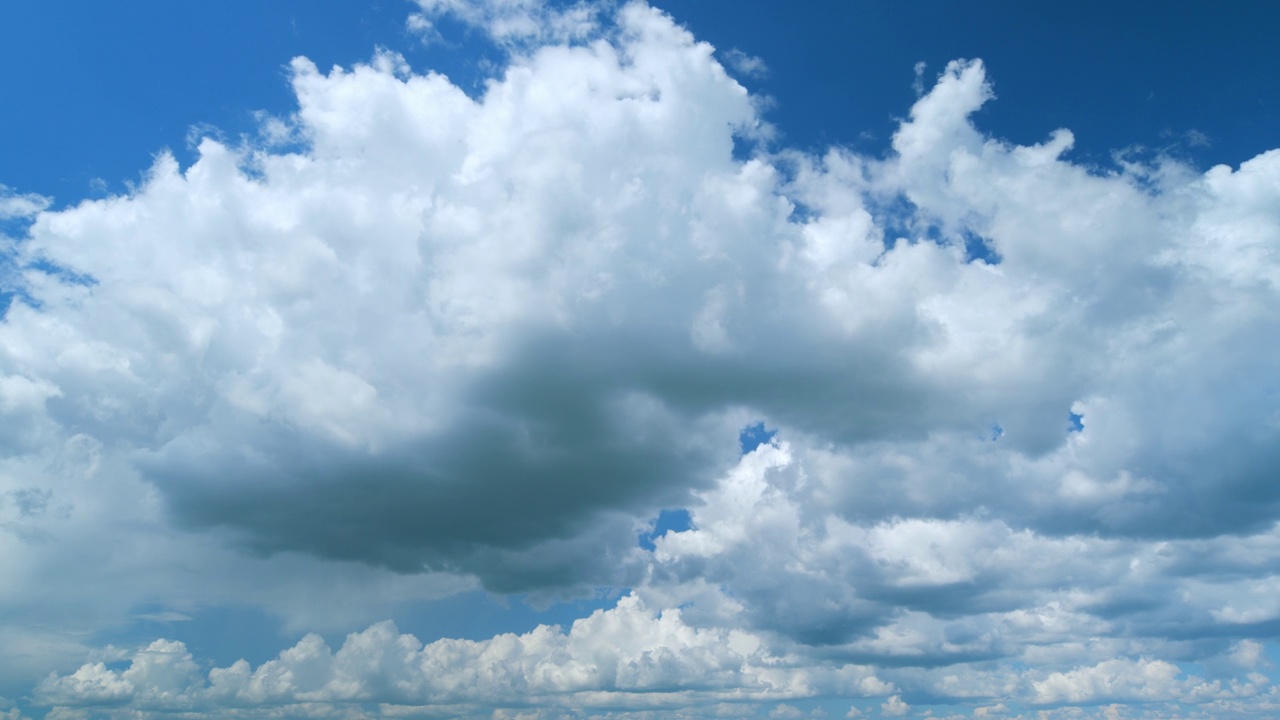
<box><xmin>4</xmin><ymin>0</ymin><xmax>1280</xmax><ymax>717</ymax></box>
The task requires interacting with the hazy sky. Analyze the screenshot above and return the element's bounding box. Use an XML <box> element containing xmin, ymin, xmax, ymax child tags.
<box><xmin>2</xmin><ymin>2</ymin><xmax>1280</xmax><ymax>719</ymax></box>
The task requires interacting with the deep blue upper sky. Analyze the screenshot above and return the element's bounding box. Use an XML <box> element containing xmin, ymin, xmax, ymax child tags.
<box><xmin>2</xmin><ymin>1</ymin><xmax>1277</xmax><ymax>205</ymax></box>
<box><xmin>665</xmin><ymin>0</ymin><xmax>1280</xmax><ymax>167</ymax></box>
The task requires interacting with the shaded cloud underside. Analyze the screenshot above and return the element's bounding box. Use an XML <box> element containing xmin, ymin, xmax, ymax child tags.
<box><xmin>3</xmin><ymin>1</ymin><xmax>1280</xmax><ymax>717</ymax></box>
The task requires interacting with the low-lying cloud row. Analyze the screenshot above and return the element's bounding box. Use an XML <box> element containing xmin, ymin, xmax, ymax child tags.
<box><xmin>3</xmin><ymin>0</ymin><xmax>1280</xmax><ymax>717</ymax></box>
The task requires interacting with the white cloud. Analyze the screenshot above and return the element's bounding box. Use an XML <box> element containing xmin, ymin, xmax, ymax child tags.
<box><xmin>39</xmin><ymin>594</ymin><xmax>891</xmax><ymax>715</ymax></box>
<box><xmin>1231</xmin><ymin>640</ymin><xmax>1268</xmax><ymax>669</ymax></box>
<box><xmin>1031</xmin><ymin>658</ymin><xmax>1186</xmax><ymax>705</ymax></box>
<box><xmin>4</xmin><ymin>1</ymin><xmax>1280</xmax><ymax>718</ymax></box>
<box><xmin>0</xmin><ymin>186</ymin><xmax>50</xmax><ymax>220</ymax></box>
<box><xmin>769</xmin><ymin>704</ymin><xmax>806</xmax><ymax>720</ymax></box>
<box><xmin>723</xmin><ymin>48</ymin><xmax>769</xmax><ymax>79</ymax></box>
<box><xmin>879</xmin><ymin>695</ymin><xmax>909</xmax><ymax>717</ymax></box>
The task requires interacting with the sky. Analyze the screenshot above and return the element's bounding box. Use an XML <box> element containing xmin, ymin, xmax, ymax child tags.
<box><xmin>1</xmin><ymin>1</ymin><xmax>1280</xmax><ymax>719</ymax></box>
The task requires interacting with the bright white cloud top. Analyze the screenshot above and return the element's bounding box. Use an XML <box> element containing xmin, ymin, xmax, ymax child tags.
<box><xmin>3</xmin><ymin>2</ymin><xmax>1280</xmax><ymax>719</ymax></box>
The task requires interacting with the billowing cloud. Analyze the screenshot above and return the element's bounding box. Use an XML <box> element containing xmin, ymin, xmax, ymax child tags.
<box><xmin>5</xmin><ymin>0</ymin><xmax>1280</xmax><ymax>717</ymax></box>
<box><xmin>36</xmin><ymin>594</ymin><xmax>890</xmax><ymax>717</ymax></box>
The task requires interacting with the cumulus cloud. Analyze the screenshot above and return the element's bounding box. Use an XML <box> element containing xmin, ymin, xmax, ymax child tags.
<box><xmin>5</xmin><ymin>0</ymin><xmax>1280</xmax><ymax>717</ymax></box>
<box><xmin>37</xmin><ymin>594</ymin><xmax>889</xmax><ymax>717</ymax></box>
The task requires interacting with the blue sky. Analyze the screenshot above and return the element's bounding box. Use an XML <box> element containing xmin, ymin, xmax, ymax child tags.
<box><xmin>3</xmin><ymin>2</ymin><xmax>1280</xmax><ymax>719</ymax></box>
<box><xmin>5</xmin><ymin>2</ymin><xmax>1277</xmax><ymax>201</ymax></box>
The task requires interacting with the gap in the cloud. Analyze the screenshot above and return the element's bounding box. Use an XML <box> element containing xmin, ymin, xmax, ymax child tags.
<box><xmin>0</xmin><ymin>243</ymin><xmax>18</xmax><ymax>318</ymax></box>
<box><xmin>392</xmin><ymin>589</ymin><xmax>618</xmax><ymax>645</ymax></box>
<box><xmin>989</xmin><ymin>422</ymin><xmax>1004</xmax><ymax>441</ymax></box>
<box><xmin>403</xmin><ymin>15</ymin><xmax>509</xmax><ymax>101</ymax></box>
<box><xmin>1</xmin><ymin>218</ymin><xmax>34</xmax><ymax>317</ymax></box>
<box><xmin>638</xmin><ymin>508</ymin><xmax>694</xmax><ymax>551</ymax></box>
<box><xmin>961</xmin><ymin>229</ymin><xmax>1002</xmax><ymax>265</ymax></box>
<box><xmin>2</xmin><ymin>259</ymin><xmax>99</xmax><ymax>314</ymax></box>
<box><xmin>866</xmin><ymin>195</ymin><xmax>919</xmax><ymax>256</ymax></box>
<box><xmin>630</xmin><ymin>418</ymin><xmax>774</xmax><ymax>553</ymax></box>
<box><xmin>730</xmin><ymin>135</ymin><xmax>752</xmax><ymax>163</ymax></box>
<box><xmin>28</xmin><ymin>259</ymin><xmax>98</xmax><ymax>289</ymax></box>
<box><xmin>1068</xmin><ymin>411</ymin><xmax>1084</xmax><ymax>432</ymax></box>
<box><xmin>739</xmin><ymin>420</ymin><xmax>777</xmax><ymax>453</ymax></box>
<box><xmin>787</xmin><ymin>202</ymin><xmax>818</xmax><ymax>226</ymax></box>
<box><xmin>0</xmin><ymin>215</ymin><xmax>38</xmax><ymax>242</ymax></box>
<box><xmin>0</xmin><ymin>252</ymin><xmax>40</xmax><ymax>315</ymax></box>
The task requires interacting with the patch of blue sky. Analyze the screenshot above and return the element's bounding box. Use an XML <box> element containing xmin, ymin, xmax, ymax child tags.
<box><xmin>659</xmin><ymin>0</ymin><xmax>1280</xmax><ymax>172</ymax></box>
<box><xmin>0</xmin><ymin>258</ymin><xmax>98</xmax><ymax>315</ymax></box>
<box><xmin>26</xmin><ymin>258</ymin><xmax>96</xmax><ymax>288</ymax></box>
<box><xmin>0</xmin><ymin>285</ymin><xmax>15</xmax><ymax>319</ymax></box>
<box><xmin>7</xmin><ymin>2</ymin><xmax>1278</xmax><ymax>212</ymax></box>
<box><xmin>92</xmin><ymin>590</ymin><xmax>623</xmax><ymax>674</ymax></box>
<box><xmin>961</xmin><ymin>229</ymin><xmax>1001</xmax><ymax>265</ymax></box>
<box><xmin>739</xmin><ymin>420</ymin><xmax>776</xmax><ymax>454</ymax></box>
<box><xmin>637</xmin><ymin>422</ymin><xmax>769</xmax><ymax>551</ymax></box>
<box><xmin>638</xmin><ymin>507</ymin><xmax>693</xmax><ymax>551</ymax></box>
<box><xmin>91</xmin><ymin>603</ymin><xmax>292</xmax><ymax>669</ymax></box>
<box><xmin>390</xmin><ymin>589</ymin><xmax>621</xmax><ymax>650</ymax></box>
<box><xmin>0</xmin><ymin>1</ymin><xmax>501</xmax><ymax>203</ymax></box>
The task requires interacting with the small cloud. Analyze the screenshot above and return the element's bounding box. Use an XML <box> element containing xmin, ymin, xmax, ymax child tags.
<box><xmin>131</xmin><ymin>610</ymin><xmax>193</xmax><ymax>623</ymax></box>
<box><xmin>0</xmin><ymin>185</ymin><xmax>51</xmax><ymax>219</ymax></box>
<box><xmin>1230</xmin><ymin>639</ymin><xmax>1268</xmax><ymax>669</ymax></box>
<box><xmin>405</xmin><ymin>11</ymin><xmax>443</xmax><ymax>45</ymax></box>
<box><xmin>881</xmin><ymin>695</ymin><xmax>910</xmax><ymax>717</ymax></box>
<box><xmin>406</xmin><ymin>11</ymin><xmax>432</xmax><ymax>35</ymax></box>
<box><xmin>254</xmin><ymin>111</ymin><xmax>298</xmax><ymax>148</ymax></box>
<box><xmin>770</xmin><ymin>704</ymin><xmax>805</xmax><ymax>720</ymax></box>
<box><xmin>185</xmin><ymin>122</ymin><xmax>226</xmax><ymax>150</ymax></box>
<box><xmin>1184</xmin><ymin>128</ymin><xmax>1211</xmax><ymax>147</ymax></box>
<box><xmin>724</xmin><ymin>48</ymin><xmax>769</xmax><ymax>79</ymax></box>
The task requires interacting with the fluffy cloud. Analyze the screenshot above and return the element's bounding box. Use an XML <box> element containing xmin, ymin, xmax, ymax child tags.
<box><xmin>36</xmin><ymin>594</ymin><xmax>889</xmax><ymax>717</ymax></box>
<box><xmin>5</xmin><ymin>0</ymin><xmax>1280</xmax><ymax>717</ymax></box>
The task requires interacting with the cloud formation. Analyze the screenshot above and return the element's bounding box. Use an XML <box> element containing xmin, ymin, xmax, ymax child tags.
<box><xmin>36</xmin><ymin>594</ymin><xmax>889</xmax><ymax>716</ymax></box>
<box><xmin>4</xmin><ymin>0</ymin><xmax>1280</xmax><ymax>717</ymax></box>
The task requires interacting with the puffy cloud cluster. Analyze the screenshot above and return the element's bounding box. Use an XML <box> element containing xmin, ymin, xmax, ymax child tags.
<box><xmin>36</xmin><ymin>594</ymin><xmax>889</xmax><ymax>717</ymax></box>
<box><xmin>6</xmin><ymin>0</ymin><xmax>1280</xmax><ymax>717</ymax></box>
<box><xmin>6</xmin><ymin>2</ymin><xmax>771</xmax><ymax>592</ymax></box>
<box><xmin>644</xmin><ymin>440</ymin><xmax>1280</xmax><ymax>659</ymax></box>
